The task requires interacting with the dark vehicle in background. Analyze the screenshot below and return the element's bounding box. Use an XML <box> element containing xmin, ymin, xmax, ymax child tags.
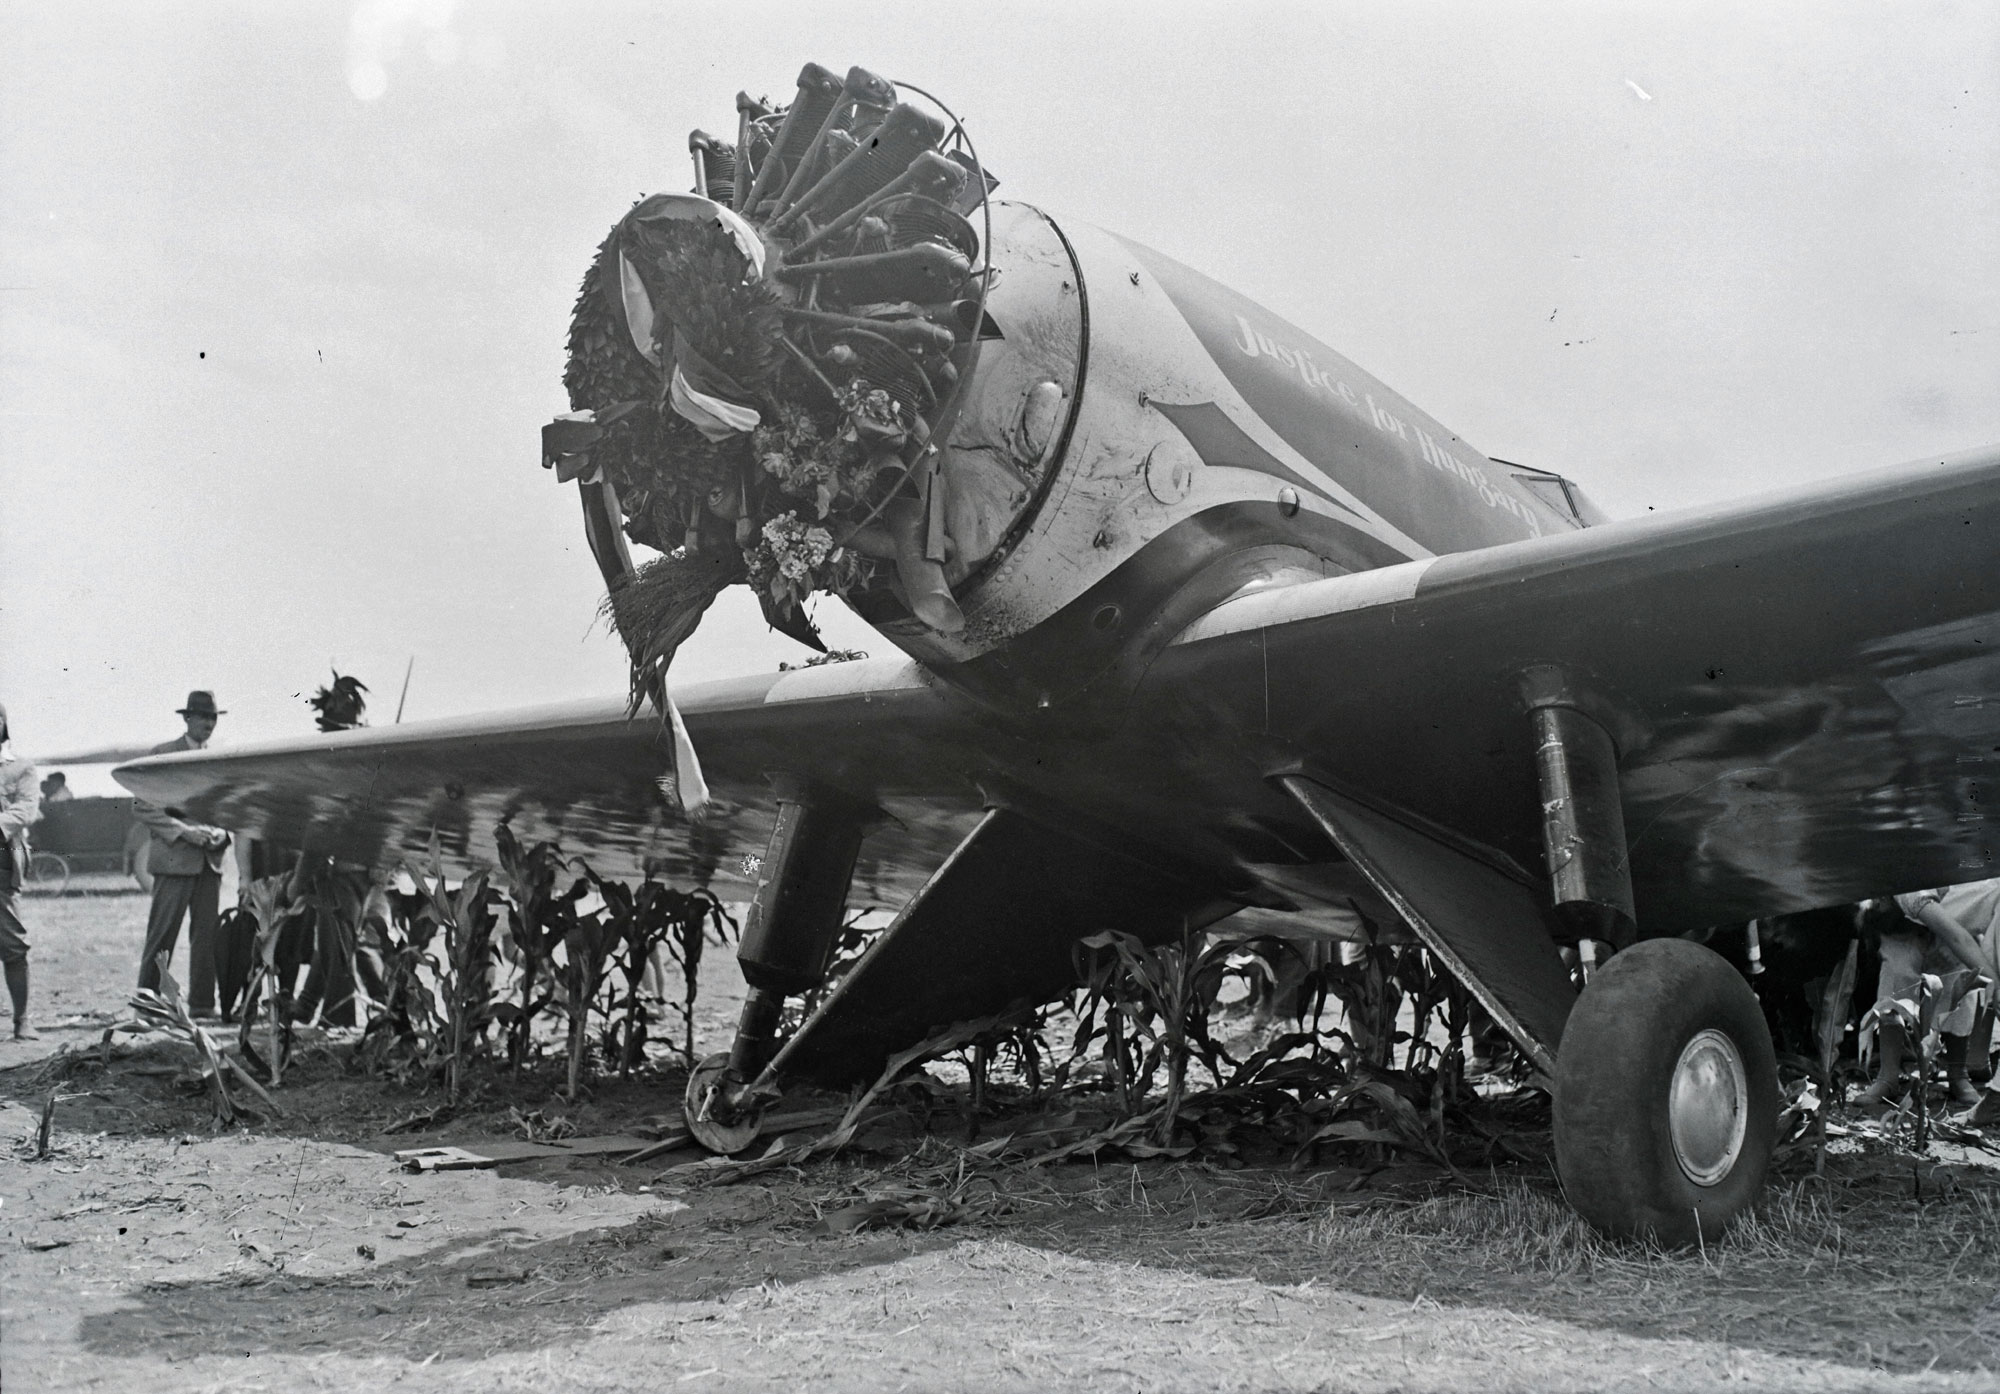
<box><xmin>29</xmin><ymin>794</ymin><xmax>144</xmax><ymax>892</ymax></box>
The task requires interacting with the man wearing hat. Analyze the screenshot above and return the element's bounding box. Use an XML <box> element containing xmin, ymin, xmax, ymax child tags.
<box><xmin>134</xmin><ymin>691</ymin><xmax>232</xmax><ymax>1015</ymax></box>
<box><xmin>0</xmin><ymin>702</ymin><xmax>41</xmax><ymax>1039</ymax></box>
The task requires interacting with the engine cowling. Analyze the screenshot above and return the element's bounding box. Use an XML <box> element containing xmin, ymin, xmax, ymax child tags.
<box><xmin>858</xmin><ymin>202</ymin><xmax>1589</xmax><ymax>718</ymax></box>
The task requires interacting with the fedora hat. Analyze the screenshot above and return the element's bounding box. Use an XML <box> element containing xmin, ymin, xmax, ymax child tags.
<box><xmin>176</xmin><ymin>690</ymin><xmax>226</xmax><ymax>718</ymax></box>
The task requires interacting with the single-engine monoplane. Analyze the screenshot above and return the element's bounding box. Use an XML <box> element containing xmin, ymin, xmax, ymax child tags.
<box><xmin>116</xmin><ymin>64</ymin><xmax>2000</xmax><ymax>1244</ymax></box>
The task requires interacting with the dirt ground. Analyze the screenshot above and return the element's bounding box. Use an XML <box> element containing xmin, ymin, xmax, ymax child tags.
<box><xmin>6</xmin><ymin>893</ymin><xmax>2000</xmax><ymax>1392</ymax></box>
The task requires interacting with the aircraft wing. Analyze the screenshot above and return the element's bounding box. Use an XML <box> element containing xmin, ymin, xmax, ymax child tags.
<box><xmin>1155</xmin><ymin>442</ymin><xmax>2000</xmax><ymax>931</ymax></box>
<box><xmin>117</xmin><ymin>444</ymin><xmax>2000</xmax><ymax>943</ymax></box>
<box><xmin>111</xmin><ymin>661</ymin><xmax>995</xmax><ymax>906</ymax></box>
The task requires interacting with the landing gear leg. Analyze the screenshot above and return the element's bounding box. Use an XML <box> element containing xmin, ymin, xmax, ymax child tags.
<box><xmin>685</xmin><ymin>779</ymin><xmax>871</xmax><ymax>1153</ymax></box>
<box><xmin>1521</xmin><ymin>667</ymin><xmax>1777</xmax><ymax>1242</ymax></box>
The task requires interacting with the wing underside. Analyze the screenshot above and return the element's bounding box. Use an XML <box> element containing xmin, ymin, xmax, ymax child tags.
<box><xmin>112</xmin><ymin>664</ymin><xmax>994</xmax><ymax>905</ymax></box>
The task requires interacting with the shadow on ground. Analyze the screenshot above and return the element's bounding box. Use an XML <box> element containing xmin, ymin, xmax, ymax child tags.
<box><xmin>68</xmin><ymin>1135</ymin><xmax>2000</xmax><ymax>1377</ymax></box>
<box><xmin>72</xmin><ymin>1203</ymin><xmax>952</xmax><ymax>1364</ymax></box>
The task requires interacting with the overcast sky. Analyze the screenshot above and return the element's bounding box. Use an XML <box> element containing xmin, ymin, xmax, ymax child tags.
<box><xmin>4</xmin><ymin>1</ymin><xmax>1996</xmax><ymax>763</ymax></box>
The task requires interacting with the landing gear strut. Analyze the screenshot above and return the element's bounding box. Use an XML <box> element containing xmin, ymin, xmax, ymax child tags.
<box><xmin>1522</xmin><ymin>665</ymin><xmax>1636</xmax><ymax>949</ymax></box>
<box><xmin>685</xmin><ymin>777</ymin><xmax>873</xmax><ymax>1152</ymax></box>
<box><xmin>1524</xmin><ymin>667</ymin><xmax>1777</xmax><ymax>1243</ymax></box>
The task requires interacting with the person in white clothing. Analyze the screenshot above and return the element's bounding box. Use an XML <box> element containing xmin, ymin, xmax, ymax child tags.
<box><xmin>0</xmin><ymin>702</ymin><xmax>41</xmax><ymax>1039</ymax></box>
<box><xmin>1857</xmin><ymin>879</ymin><xmax>2000</xmax><ymax>1123</ymax></box>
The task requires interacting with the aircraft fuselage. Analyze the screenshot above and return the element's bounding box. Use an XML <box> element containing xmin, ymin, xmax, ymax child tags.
<box><xmin>856</xmin><ymin>202</ymin><xmax>1594</xmax><ymax>720</ymax></box>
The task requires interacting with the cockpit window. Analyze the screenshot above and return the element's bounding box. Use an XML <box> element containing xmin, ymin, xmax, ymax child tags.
<box><xmin>1494</xmin><ymin>458</ymin><xmax>1606</xmax><ymax>528</ymax></box>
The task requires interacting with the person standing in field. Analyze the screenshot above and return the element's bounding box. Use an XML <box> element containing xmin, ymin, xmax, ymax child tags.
<box><xmin>0</xmin><ymin>702</ymin><xmax>41</xmax><ymax>1039</ymax></box>
<box><xmin>1886</xmin><ymin>880</ymin><xmax>2000</xmax><ymax>1127</ymax></box>
<box><xmin>133</xmin><ymin>691</ymin><xmax>232</xmax><ymax>1016</ymax></box>
<box><xmin>1852</xmin><ymin>879</ymin><xmax>2000</xmax><ymax>1121</ymax></box>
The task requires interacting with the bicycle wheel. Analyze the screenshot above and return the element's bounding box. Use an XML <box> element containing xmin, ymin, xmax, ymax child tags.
<box><xmin>25</xmin><ymin>851</ymin><xmax>69</xmax><ymax>896</ymax></box>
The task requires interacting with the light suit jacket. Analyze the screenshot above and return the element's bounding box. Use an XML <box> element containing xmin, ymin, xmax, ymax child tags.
<box><xmin>0</xmin><ymin>753</ymin><xmax>38</xmax><ymax>885</ymax></box>
<box><xmin>134</xmin><ymin>735</ymin><xmax>228</xmax><ymax>876</ymax></box>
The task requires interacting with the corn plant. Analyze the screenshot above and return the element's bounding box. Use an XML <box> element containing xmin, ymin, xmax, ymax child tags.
<box><xmin>952</xmin><ymin>1011</ymin><xmax>1050</xmax><ymax>1129</ymax></box>
<box><xmin>588</xmin><ymin>876</ymin><xmax>652</xmax><ymax>1078</ymax></box>
<box><xmin>131</xmin><ymin>957</ymin><xmax>270</xmax><ymax>1122</ymax></box>
<box><xmin>1066</xmin><ymin>935</ymin><xmax>1140</xmax><ymax>1113</ymax></box>
<box><xmin>1071</xmin><ymin>926</ymin><xmax>1286</xmax><ymax>1145</ymax></box>
<box><xmin>403</xmin><ymin>839</ymin><xmax>497</xmax><ymax>1105</ymax></box>
<box><xmin>1812</xmin><ymin>939</ymin><xmax>1860</xmax><ymax>1174</ymax></box>
<box><xmin>644</xmin><ymin>879</ymin><xmax>735</xmax><ymax>1068</ymax></box>
<box><xmin>1294</xmin><ymin>908</ymin><xmax>1406</xmax><ymax>1070</ymax></box>
<box><xmin>353</xmin><ymin>887</ymin><xmax>446</xmax><ymax>1081</ymax></box>
<box><xmin>582</xmin><ymin>876</ymin><xmax>733</xmax><ymax>1075</ymax></box>
<box><xmin>558</xmin><ymin>900</ymin><xmax>615</xmax><ymax>1099</ymax></box>
<box><xmin>492</xmin><ymin>824</ymin><xmax>576</xmax><ymax>1071</ymax></box>
<box><xmin>986</xmin><ymin>1013</ymin><xmax>1051</xmax><ymax>1097</ymax></box>
<box><xmin>236</xmin><ymin>872</ymin><xmax>308</xmax><ymax>1086</ymax></box>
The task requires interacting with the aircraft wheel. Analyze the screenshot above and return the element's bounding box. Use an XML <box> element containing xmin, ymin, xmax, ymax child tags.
<box><xmin>683</xmin><ymin>1052</ymin><xmax>762</xmax><ymax>1155</ymax></box>
<box><xmin>1553</xmin><ymin>938</ymin><xmax>1776</xmax><ymax>1246</ymax></box>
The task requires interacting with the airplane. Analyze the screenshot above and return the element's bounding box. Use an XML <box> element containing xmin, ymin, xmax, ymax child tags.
<box><xmin>114</xmin><ymin>63</ymin><xmax>2000</xmax><ymax>1247</ymax></box>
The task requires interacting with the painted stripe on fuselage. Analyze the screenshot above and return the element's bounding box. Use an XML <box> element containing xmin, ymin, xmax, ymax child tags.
<box><xmin>942</xmin><ymin>500</ymin><xmax>1414</xmax><ymax>713</ymax></box>
<box><xmin>1116</xmin><ymin>236</ymin><xmax>1570</xmax><ymax>553</ymax></box>
<box><xmin>1142</xmin><ymin>399</ymin><xmax>1434</xmax><ymax>562</ymax></box>
<box><xmin>1150</xmin><ymin>400</ymin><xmax>1366</xmax><ymax>519</ymax></box>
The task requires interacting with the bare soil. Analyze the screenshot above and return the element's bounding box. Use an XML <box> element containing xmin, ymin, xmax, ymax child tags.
<box><xmin>5</xmin><ymin>893</ymin><xmax>2000</xmax><ymax>1392</ymax></box>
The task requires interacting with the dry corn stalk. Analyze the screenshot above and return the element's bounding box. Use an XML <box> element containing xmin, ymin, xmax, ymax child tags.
<box><xmin>129</xmin><ymin>956</ymin><xmax>281</xmax><ymax>1121</ymax></box>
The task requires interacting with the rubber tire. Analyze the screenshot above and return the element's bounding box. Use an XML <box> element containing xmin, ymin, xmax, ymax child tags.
<box><xmin>26</xmin><ymin>851</ymin><xmax>68</xmax><ymax>896</ymax></box>
<box><xmin>1553</xmin><ymin>938</ymin><xmax>1777</xmax><ymax>1247</ymax></box>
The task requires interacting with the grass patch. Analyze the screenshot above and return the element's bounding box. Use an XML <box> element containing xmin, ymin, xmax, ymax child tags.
<box><xmin>1314</xmin><ymin>1163</ymin><xmax>2000</xmax><ymax>1373</ymax></box>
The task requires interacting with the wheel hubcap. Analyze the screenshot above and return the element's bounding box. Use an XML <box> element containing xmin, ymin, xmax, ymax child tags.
<box><xmin>1669</xmin><ymin>1028</ymin><xmax>1748</xmax><ymax>1187</ymax></box>
<box><xmin>684</xmin><ymin>1052</ymin><xmax>762</xmax><ymax>1155</ymax></box>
